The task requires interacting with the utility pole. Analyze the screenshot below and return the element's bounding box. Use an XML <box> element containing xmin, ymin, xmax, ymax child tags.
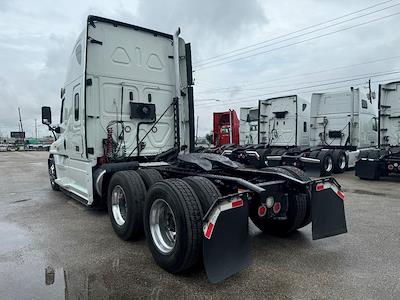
<box><xmin>196</xmin><ymin>116</ymin><xmax>199</xmax><ymax>144</ymax></box>
<box><xmin>368</xmin><ymin>78</ymin><xmax>372</xmax><ymax>103</ymax></box>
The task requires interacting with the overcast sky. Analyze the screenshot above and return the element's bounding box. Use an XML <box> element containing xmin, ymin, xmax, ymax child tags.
<box><xmin>0</xmin><ymin>0</ymin><xmax>399</xmax><ymax>137</ymax></box>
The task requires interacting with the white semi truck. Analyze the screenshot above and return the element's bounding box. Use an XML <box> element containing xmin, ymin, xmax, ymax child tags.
<box><xmin>282</xmin><ymin>88</ymin><xmax>378</xmax><ymax>176</ymax></box>
<box><xmin>227</xmin><ymin>95</ymin><xmax>311</xmax><ymax>168</ymax></box>
<box><xmin>42</xmin><ymin>15</ymin><xmax>347</xmax><ymax>283</ymax></box>
<box><xmin>356</xmin><ymin>81</ymin><xmax>400</xmax><ymax>179</ymax></box>
<box><xmin>239</xmin><ymin>107</ymin><xmax>259</xmax><ymax>145</ymax></box>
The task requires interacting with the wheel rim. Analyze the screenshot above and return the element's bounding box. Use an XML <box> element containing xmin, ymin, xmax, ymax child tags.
<box><xmin>325</xmin><ymin>156</ymin><xmax>333</xmax><ymax>173</ymax></box>
<box><xmin>149</xmin><ymin>199</ymin><xmax>176</xmax><ymax>254</ymax></box>
<box><xmin>339</xmin><ymin>154</ymin><xmax>346</xmax><ymax>170</ymax></box>
<box><xmin>111</xmin><ymin>185</ymin><xmax>128</xmax><ymax>226</ymax></box>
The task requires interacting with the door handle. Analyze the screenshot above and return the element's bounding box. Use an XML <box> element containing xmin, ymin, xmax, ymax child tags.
<box><xmin>76</xmin><ymin>146</ymin><xmax>79</xmax><ymax>152</ymax></box>
<box><xmin>64</xmin><ymin>140</ymin><xmax>66</xmax><ymax>150</ymax></box>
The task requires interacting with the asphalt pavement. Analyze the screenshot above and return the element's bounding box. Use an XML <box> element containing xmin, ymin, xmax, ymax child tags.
<box><xmin>0</xmin><ymin>151</ymin><xmax>399</xmax><ymax>299</ymax></box>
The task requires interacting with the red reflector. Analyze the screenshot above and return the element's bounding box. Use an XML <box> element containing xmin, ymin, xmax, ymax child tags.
<box><xmin>231</xmin><ymin>199</ymin><xmax>244</xmax><ymax>208</ymax></box>
<box><xmin>258</xmin><ymin>205</ymin><xmax>267</xmax><ymax>217</ymax></box>
<box><xmin>316</xmin><ymin>184</ymin><xmax>325</xmax><ymax>191</ymax></box>
<box><xmin>204</xmin><ymin>223</ymin><xmax>214</xmax><ymax>239</ymax></box>
<box><xmin>273</xmin><ymin>202</ymin><xmax>281</xmax><ymax>214</ymax></box>
<box><xmin>337</xmin><ymin>191</ymin><xmax>345</xmax><ymax>201</ymax></box>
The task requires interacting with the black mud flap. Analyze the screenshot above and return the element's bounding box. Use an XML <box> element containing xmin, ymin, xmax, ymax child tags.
<box><xmin>203</xmin><ymin>196</ymin><xmax>251</xmax><ymax>283</ymax></box>
<box><xmin>311</xmin><ymin>180</ymin><xmax>347</xmax><ymax>240</ymax></box>
<box><xmin>355</xmin><ymin>159</ymin><xmax>380</xmax><ymax>180</ymax></box>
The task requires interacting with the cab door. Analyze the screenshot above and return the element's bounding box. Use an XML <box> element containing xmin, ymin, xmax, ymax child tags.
<box><xmin>65</xmin><ymin>83</ymin><xmax>92</xmax><ymax>202</ymax></box>
<box><xmin>68</xmin><ymin>84</ymin><xmax>84</xmax><ymax>159</ymax></box>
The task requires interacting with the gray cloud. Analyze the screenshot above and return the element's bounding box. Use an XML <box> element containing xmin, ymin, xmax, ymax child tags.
<box><xmin>0</xmin><ymin>0</ymin><xmax>399</xmax><ymax>138</ymax></box>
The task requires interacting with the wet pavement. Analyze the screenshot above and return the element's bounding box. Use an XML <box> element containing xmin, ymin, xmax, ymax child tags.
<box><xmin>0</xmin><ymin>151</ymin><xmax>399</xmax><ymax>299</ymax></box>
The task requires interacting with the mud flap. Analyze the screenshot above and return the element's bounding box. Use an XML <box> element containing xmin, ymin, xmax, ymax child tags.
<box><xmin>203</xmin><ymin>197</ymin><xmax>251</xmax><ymax>283</ymax></box>
<box><xmin>311</xmin><ymin>180</ymin><xmax>347</xmax><ymax>240</ymax></box>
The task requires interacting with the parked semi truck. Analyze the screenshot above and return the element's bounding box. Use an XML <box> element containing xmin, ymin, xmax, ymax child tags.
<box><xmin>282</xmin><ymin>88</ymin><xmax>378</xmax><ymax>176</ymax></box>
<box><xmin>224</xmin><ymin>95</ymin><xmax>311</xmax><ymax>168</ymax></box>
<box><xmin>239</xmin><ymin>107</ymin><xmax>259</xmax><ymax>145</ymax></box>
<box><xmin>42</xmin><ymin>15</ymin><xmax>347</xmax><ymax>283</ymax></box>
<box><xmin>212</xmin><ymin>110</ymin><xmax>239</xmax><ymax>146</ymax></box>
<box><xmin>356</xmin><ymin>81</ymin><xmax>400</xmax><ymax>179</ymax></box>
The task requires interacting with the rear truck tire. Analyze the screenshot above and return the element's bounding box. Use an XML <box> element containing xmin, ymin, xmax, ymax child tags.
<box><xmin>261</xmin><ymin>166</ymin><xmax>296</xmax><ymax>178</ymax></box>
<box><xmin>332</xmin><ymin>150</ymin><xmax>347</xmax><ymax>173</ymax></box>
<box><xmin>318</xmin><ymin>151</ymin><xmax>333</xmax><ymax>176</ymax></box>
<box><xmin>260</xmin><ymin>166</ymin><xmax>312</xmax><ymax>229</ymax></box>
<box><xmin>107</xmin><ymin>170</ymin><xmax>146</xmax><ymax>241</ymax></box>
<box><xmin>183</xmin><ymin>176</ymin><xmax>221</xmax><ymax>213</ymax></box>
<box><xmin>250</xmin><ymin>190</ymin><xmax>307</xmax><ymax>236</ymax></box>
<box><xmin>278</xmin><ymin>165</ymin><xmax>310</xmax><ymax>181</ymax></box>
<box><xmin>48</xmin><ymin>156</ymin><xmax>60</xmax><ymax>191</ymax></box>
<box><xmin>137</xmin><ymin>169</ymin><xmax>163</xmax><ymax>190</ymax></box>
<box><xmin>278</xmin><ymin>166</ymin><xmax>312</xmax><ymax>228</ymax></box>
<box><xmin>144</xmin><ymin>179</ymin><xmax>203</xmax><ymax>274</ymax></box>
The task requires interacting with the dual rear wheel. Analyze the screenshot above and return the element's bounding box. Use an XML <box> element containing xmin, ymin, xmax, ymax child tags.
<box><xmin>107</xmin><ymin>171</ymin><xmax>219</xmax><ymax>273</ymax></box>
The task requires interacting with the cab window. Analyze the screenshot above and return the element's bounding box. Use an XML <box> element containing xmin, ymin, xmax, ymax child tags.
<box><xmin>372</xmin><ymin>117</ymin><xmax>378</xmax><ymax>131</ymax></box>
<box><xmin>221</xmin><ymin>128</ymin><xmax>229</xmax><ymax>134</ymax></box>
<box><xmin>362</xmin><ymin>99</ymin><xmax>368</xmax><ymax>109</ymax></box>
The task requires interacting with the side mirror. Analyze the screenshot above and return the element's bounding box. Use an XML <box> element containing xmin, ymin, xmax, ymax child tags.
<box><xmin>42</xmin><ymin>106</ymin><xmax>52</xmax><ymax>125</ymax></box>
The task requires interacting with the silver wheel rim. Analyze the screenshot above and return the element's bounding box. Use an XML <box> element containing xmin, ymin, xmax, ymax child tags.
<box><xmin>111</xmin><ymin>185</ymin><xmax>127</xmax><ymax>226</ymax></box>
<box><xmin>339</xmin><ymin>154</ymin><xmax>346</xmax><ymax>169</ymax></box>
<box><xmin>149</xmin><ymin>199</ymin><xmax>176</xmax><ymax>254</ymax></box>
<box><xmin>325</xmin><ymin>156</ymin><xmax>333</xmax><ymax>173</ymax></box>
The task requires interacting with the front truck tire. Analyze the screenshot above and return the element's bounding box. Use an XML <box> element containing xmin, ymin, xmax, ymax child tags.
<box><xmin>144</xmin><ymin>179</ymin><xmax>203</xmax><ymax>274</ymax></box>
<box><xmin>107</xmin><ymin>171</ymin><xmax>146</xmax><ymax>240</ymax></box>
<box><xmin>332</xmin><ymin>149</ymin><xmax>347</xmax><ymax>173</ymax></box>
<box><xmin>48</xmin><ymin>156</ymin><xmax>60</xmax><ymax>191</ymax></box>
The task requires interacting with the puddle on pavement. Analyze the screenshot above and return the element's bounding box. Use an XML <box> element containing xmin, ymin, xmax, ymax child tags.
<box><xmin>0</xmin><ymin>222</ymin><xmax>30</xmax><ymax>255</ymax></box>
<box><xmin>0</xmin><ymin>222</ymin><xmax>200</xmax><ymax>299</ymax></box>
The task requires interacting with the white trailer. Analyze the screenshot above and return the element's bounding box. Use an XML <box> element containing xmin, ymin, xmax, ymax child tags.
<box><xmin>282</xmin><ymin>88</ymin><xmax>378</xmax><ymax>175</ymax></box>
<box><xmin>41</xmin><ymin>15</ymin><xmax>347</xmax><ymax>283</ymax></box>
<box><xmin>356</xmin><ymin>81</ymin><xmax>400</xmax><ymax>179</ymax></box>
